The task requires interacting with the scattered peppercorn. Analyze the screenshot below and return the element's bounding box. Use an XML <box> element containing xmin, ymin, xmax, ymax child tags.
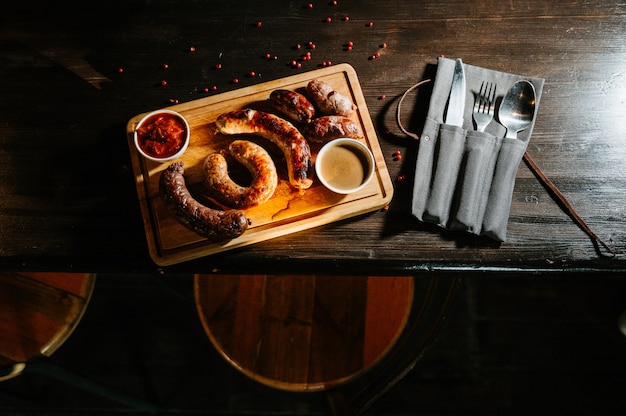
<box><xmin>189</xmin><ymin>46</ymin><xmax>196</xmax><ymax>52</ymax></box>
<box><xmin>325</xmin><ymin>17</ymin><xmax>332</xmax><ymax>23</ymax></box>
<box><xmin>397</xmin><ymin>174</ymin><xmax>406</xmax><ymax>182</ymax></box>
<box><xmin>232</xmin><ymin>78</ymin><xmax>239</xmax><ymax>84</ymax></box>
<box><xmin>215</xmin><ymin>63</ymin><xmax>222</xmax><ymax>69</ymax></box>
<box><xmin>380</xmin><ymin>42</ymin><xmax>387</xmax><ymax>48</ymax></box>
<box><xmin>160</xmin><ymin>80</ymin><xmax>167</xmax><ymax>86</ymax></box>
<box><xmin>367</xmin><ymin>21</ymin><xmax>374</xmax><ymax>27</ymax></box>
<box><xmin>379</xmin><ymin>94</ymin><xmax>386</xmax><ymax>100</ymax></box>
<box><xmin>248</xmin><ymin>71</ymin><xmax>256</xmax><ymax>77</ymax></box>
<box><xmin>162</xmin><ymin>63</ymin><xmax>169</xmax><ymax>69</ymax></box>
<box><xmin>343</xmin><ymin>15</ymin><xmax>349</xmax><ymax>21</ymax></box>
<box><xmin>307</xmin><ymin>3</ymin><xmax>313</xmax><ymax>8</ymax></box>
<box><xmin>256</xmin><ymin>21</ymin><xmax>262</xmax><ymax>27</ymax></box>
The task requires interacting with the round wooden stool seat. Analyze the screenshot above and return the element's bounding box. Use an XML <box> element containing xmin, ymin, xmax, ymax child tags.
<box><xmin>0</xmin><ymin>272</ymin><xmax>95</xmax><ymax>381</ymax></box>
<box><xmin>194</xmin><ymin>274</ymin><xmax>414</xmax><ymax>392</ymax></box>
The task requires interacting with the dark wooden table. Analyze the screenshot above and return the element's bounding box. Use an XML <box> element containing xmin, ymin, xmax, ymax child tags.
<box><xmin>1</xmin><ymin>0</ymin><xmax>624</xmax><ymax>275</ymax></box>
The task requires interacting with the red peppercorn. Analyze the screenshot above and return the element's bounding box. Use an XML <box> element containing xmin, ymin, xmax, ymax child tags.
<box><xmin>331</xmin><ymin>0</ymin><xmax>338</xmax><ymax>5</ymax></box>
<box><xmin>375</xmin><ymin>52</ymin><xmax>381</xmax><ymax>58</ymax></box>
<box><xmin>168</xmin><ymin>98</ymin><xmax>179</xmax><ymax>104</ymax></box>
<box><xmin>397</xmin><ymin>174</ymin><xmax>406</xmax><ymax>182</ymax></box>
<box><xmin>232</xmin><ymin>78</ymin><xmax>239</xmax><ymax>84</ymax></box>
<box><xmin>325</xmin><ymin>16</ymin><xmax>332</xmax><ymax>23</ymax></box>
<box><xmin>296</xmin><ymin>43</ymin><xmax>302</xmax><ymax>49</ymax></box>
<box><xmin>215</xmin><ymin>63</ymin><xmax>222</xmax><ymax>69</ymax></box>
<box><xmin>348</xmin><ymin>41</ymin><xmax>354</xmax><ymax>47</ymax></box>
<box><xmin>249</xmin><ymin>71</ymin><xmax>256</xmax><ymax>77</ymax></box>
<box><xmin>380</xmin><ymin>43</ymin><xmax>387</xmax><ymax>48</ymax></box>
<box><xmin>343</xmin><ymin>15</ymin><xmax>349</xmax><ymax>21</ymax></box>
<box><xmin>265</xmin><ymin>53</ymin><xmax>271</xmax><ymax>59</ymax></box>
<box><xmin>379</xmin><ymin>94</ymin><xmax>386</xmax><ymax>100</ymax></box>
<box><xmin>160</xmin><ymin>79</ymin><xmax>167</xmax><ymax>86</ymax></box>
<box><xmin>307</xmin><ymin>3</ymin><xmax>313</xmax><ymax>8</ymax></box>
<box><xmin>162</xmin><ymin>63</ymin><xmax>169</xmax><ymax>69</ymax></box>
<box><xmin>256</xmin><ymin>21</ymin><xmax>262</xmax><ymax>27</ymax></box>
<box><xmin>382</xmin><ymin>205</ymin><xmax>390</xmax><ymax>212</ymax></box>
<box><xmin>117</xmin><ymin>67</ymin><xmax>124</xmax><ymax>73</ymax></box>
<box><xmin>189</xmin><ymin>46</ymin><xmax>196</xmax><ymax>52</ymax></box>
<box><xmin>367</xmin><ymin>21</ymin><xmax>374</xmax><ymax>27</ymax></box>
<box><xmin>211</xmin><ymin>85</ymin><xmax>217</xmax><ymax>91</ymax></box>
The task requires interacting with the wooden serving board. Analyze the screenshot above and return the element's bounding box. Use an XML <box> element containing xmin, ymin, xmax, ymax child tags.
<box><xmin>127</xmin><ymin>63</ymin><xmax>394</xmax><ymax>266</ymax></box>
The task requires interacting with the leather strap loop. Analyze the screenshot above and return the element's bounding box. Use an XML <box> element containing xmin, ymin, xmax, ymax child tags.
<box><xmin>396</xmin><ymin>79</ymin><xmax>431</xmax><ymax>141</ymax></box>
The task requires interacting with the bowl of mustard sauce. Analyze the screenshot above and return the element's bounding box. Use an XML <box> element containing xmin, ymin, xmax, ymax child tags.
<box><xmin>315</xmin><ymin>138</ymin><xmax>375</xmax><ymax>194</ymax></box>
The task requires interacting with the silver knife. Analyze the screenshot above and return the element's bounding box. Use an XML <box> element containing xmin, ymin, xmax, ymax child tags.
<box><xmin>445</xmin><ymin>58</ymin><xmax>466</xmax><ymax>126</ymax></box>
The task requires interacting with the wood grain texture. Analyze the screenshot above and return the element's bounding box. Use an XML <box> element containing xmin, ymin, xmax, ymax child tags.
<box><xmin>194</xmin><ymin>275</ymin><xmax>413</xmax><ymax>391</ymax></box>
<box><xmin>0</xmin><ymin>0</ymin><xmax>624</xmax><ymax>273</ymax></box>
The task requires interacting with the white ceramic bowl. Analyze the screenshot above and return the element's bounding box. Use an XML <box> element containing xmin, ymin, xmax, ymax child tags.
<box><xmin>315</xmin><ymin>138</ymin><xmax>375</xmax><ymax>194</ymax></box>
<box><xmin>134</xmin><ymin>109</ymin><xmax>190</xmax><ymax>162</ymax></box>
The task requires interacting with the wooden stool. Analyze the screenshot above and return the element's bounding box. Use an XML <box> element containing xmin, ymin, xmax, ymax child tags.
<box><xmin>0</xmin><ymin>272</ymin><xmax>159</xmax><ymax>412</ymax></box>
<box><xmin>194</xmin><ymin>274</ymin><xmax>460</xmax><ymax>414</ymax></box>
<box><xmin>0</xmin><ymin>272</ymin><xmax>95</xmax><ymax>380</ymax></box>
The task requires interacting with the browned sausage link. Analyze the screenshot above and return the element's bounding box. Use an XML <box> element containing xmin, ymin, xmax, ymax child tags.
<box><xmin>269</xmin><ymin>89</ymin><xmax>316</xmax><ymax>123</ymax></box>
<box><xmin>215</xmin><ymin>109</ymin><xmax>313</xmax><ymax>190</ymax></box>
<box><xmin>302</xmin><ymin>115</ymin><xmax>364</xmax><ymax>144</ymax></box>
<box><xmin>306</xmin><ymin>79</ymin><xmax>356</xmax><ymax>116</ymax></box>
<box><xmin>204</xmin><ymin>140</ymin><xmax>278</xmax><ymax>209</ymax></box>
<box><xmin>160</xmin><ymin>161</ymin><xmax>249</xmax><ymax>241</ymax></box>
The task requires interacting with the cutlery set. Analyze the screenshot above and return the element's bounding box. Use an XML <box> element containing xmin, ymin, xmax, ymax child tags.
<box><xmin>447</xmin><ymin>58</ymin><xmax>536</xmax><ymax>139</ymax></box>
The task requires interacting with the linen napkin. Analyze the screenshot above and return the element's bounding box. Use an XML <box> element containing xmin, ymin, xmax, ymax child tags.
<box><xmin>411</xmin><ymin>57</ymin><xmax>544</xmax><ymax>241</ymax></box>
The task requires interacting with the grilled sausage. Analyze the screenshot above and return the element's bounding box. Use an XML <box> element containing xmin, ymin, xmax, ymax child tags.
<box><xmin>204</xmin><ymin>140</ymin><xmax>278</xmax><ymax>209</ymax></box>
<box><xmin>269</xmin><ymin>89</ymin><xmax>316</xmax><ymax>123</ymax></box>
<box><xmin>306</xmin><ymin>79</ymin><xmax>356</xmax><ymax>116</ymax></box>
<box><xmin>160</xmin><ymin>161</ymin><xmax>249</xmax><ymax>241</ymax></box>
<box><xmin>302</xmin><ymin>115</ymin><xmax>363</xmax><ymax>143</ymax></box>
<box><xmin>215</xmin><ymin>109</ymin><xmax>313</xmax><ymax>190</ymax></box>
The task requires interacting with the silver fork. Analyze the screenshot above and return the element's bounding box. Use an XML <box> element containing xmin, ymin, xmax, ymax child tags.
<box><xmin>473</xmin><ymin>81</ymin><xmax>496</xmax><ymax>132</ymax></box>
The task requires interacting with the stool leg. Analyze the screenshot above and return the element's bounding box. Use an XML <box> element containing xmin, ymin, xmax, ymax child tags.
<box><xmin>26</xmin><ymin>359</ymin><xmax>160</xmax><ymax>413</ymax></box>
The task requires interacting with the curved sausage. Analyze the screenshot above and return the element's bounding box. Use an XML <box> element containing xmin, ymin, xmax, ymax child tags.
<box><xmin>160</xmin><ymin>161</ymin><xmax>249</xmax><ymax>241</ymax></box>
<box><xmin>215</xmin><ymin>109</ymin><xmax>313</xmax><ymax>190</ymax></box>
<box><xmin>204</xmin><ymin>140</ymin><xmax>278</xmax><ymax>209</ymax></box>
<box><xmin>306</xmin><ymin>79</ymin><xmax>356</xmax><ymax>116</ymax></box>
<box><xmin>269</xmin><ymin>89</ymin><xmax>316</xmax><ymax>123</ymax></box>
<box><xmin>302</xmin><ymin>115</ymin><xmax>363</xmax><ymax>143</ymax></box>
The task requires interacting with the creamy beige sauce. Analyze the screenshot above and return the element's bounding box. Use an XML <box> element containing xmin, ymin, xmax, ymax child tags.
<box><xmin>319</xmin><ymin>144</ymin><xmax>369</xmax><ymax>191</ymax></box>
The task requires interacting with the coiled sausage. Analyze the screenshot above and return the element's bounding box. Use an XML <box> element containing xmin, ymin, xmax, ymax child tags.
<box><xmin>204</xmin><ymin>140</ymin><xmax>278</xmax><ymax>209</ymax></box>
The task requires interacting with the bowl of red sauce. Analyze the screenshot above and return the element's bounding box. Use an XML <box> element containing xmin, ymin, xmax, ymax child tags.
<box><xmin>134</xmin><ymin>109</ymin><xmax>190</xmax><ymax>162</ymax></box>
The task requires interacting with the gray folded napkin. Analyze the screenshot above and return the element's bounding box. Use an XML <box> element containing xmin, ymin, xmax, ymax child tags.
<box><xmin>411</xmin><ymin>57</ymin><xmax>544</xmax><ymax>241</ymax></box>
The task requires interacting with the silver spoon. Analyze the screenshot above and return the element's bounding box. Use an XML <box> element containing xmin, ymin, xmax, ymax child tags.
<box><xmin>498</xmin><ymin>80</ymin><xmax>536</xmax><ymax>139</ymax></box>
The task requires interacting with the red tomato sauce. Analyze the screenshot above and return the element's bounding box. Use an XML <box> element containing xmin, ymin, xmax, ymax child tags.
<box><xmin>136</xmin><ymin>113</ymin><xmax>187</xmax><ymax>158</ymax></box>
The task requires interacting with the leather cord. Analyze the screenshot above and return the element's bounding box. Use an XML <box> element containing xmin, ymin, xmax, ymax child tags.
<box><xmin>397</xmin><ymin>79</ymin><xmax>615</xmax><ymax>256</ymax></box>
<box><xmin>522</xmin><ymin>151</ymin><xmax>615</xmax><ymax>256</ymax></box>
